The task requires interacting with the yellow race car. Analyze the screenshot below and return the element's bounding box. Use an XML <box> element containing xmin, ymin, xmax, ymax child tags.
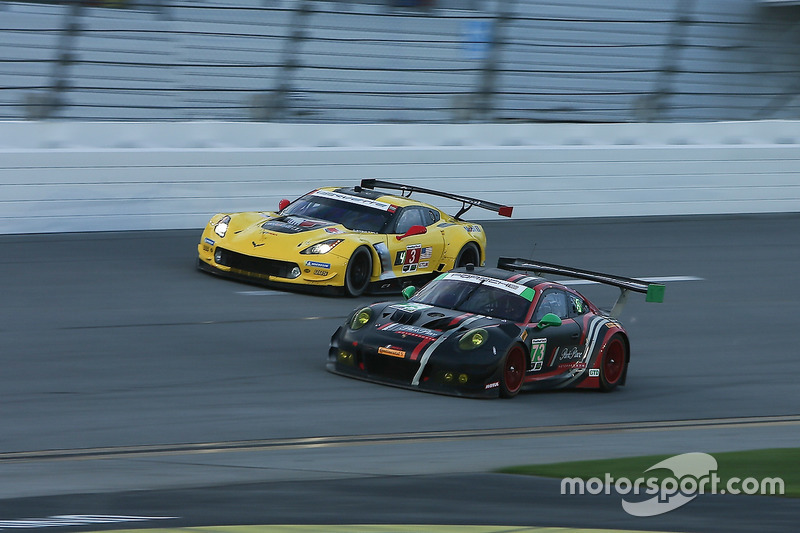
<box><xmin>197</xmin><ymin>179</ymin><xmax>513</xmax><ymax>296</ymax></box>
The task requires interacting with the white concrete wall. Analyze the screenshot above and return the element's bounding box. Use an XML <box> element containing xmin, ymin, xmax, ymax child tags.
<box><xmin>1</xmin><ymin>120</ymin><xmax>799</xmax><ymax>234</ymax></box>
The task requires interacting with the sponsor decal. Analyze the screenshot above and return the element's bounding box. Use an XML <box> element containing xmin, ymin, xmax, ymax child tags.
<box><xmin>442</xmin><ymin>272</ymin><xmax>532</xmax><ymax>298</ymax></box>
<box><xmin>313</xmin><ymin>189</ymin><xmax>394</xmax><ymax>211</ymax></box>
<box><xmin>378</xmin><ymin>346</ymin><xmax>406</xmax><ymax>358</ymax></box>
<box><xmin>557</xmin><ymin>346</ymin><xmax>583</xmax><ymax>361</ymax></box>
<box><xmin>485</xmin><ymin>381</ymin><xmax>499</xmax><ymax>389</ymax></box>
<box><xmin>313</xmin><ymin>269</ymin><xmax>329</xmax><ymax>276</ymax></box>
<box><xmin>390</xmin><ymin>302</ymin><xmax>432</xmax><ymax>312</ymax></box>
<box><xmin>305</xmin><ymin>261</ymin><xmax>331</xmax><ymax>269</ymax></box>
<box><xmin>419</xmin><ymin>261</ymin><xmax>429</xmax><ymax>268</ymax></box>
<box><xmin>381</xmin><ymin>323</ymin><xmax>442</xmax><ymax>340</ymax></box>
<box><xmin>559</xmin><ymin>361</ymin><xmax>587</xmax><ymax>371</ymax></box>
<box><xmin>204</xmin><ymin>237</ymin><xmax>215</xmax><ymax>246</ymax></box>
<box><xmin>466</xmin><ymin>225</ymin><xmax>482</xmax><ymax>233</ymax></box>
<box><xmin>588</xmin><ymin>368</ymin><xmax>600</xmax><ymax>377</ymax></box>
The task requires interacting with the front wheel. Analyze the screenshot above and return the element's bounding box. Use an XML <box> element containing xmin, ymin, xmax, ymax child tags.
<box><xmin>599</xmin><ymin>334</ymin><xmax>628</xmax><ymax>391</ymax></box>
<box><xmin>344</xmin><ymin>246</ymin><xmax>373</xmax><ymax>297</ymax></box>
<box><xmin>499</xmin><ymin>344</ymin><xmax>527</xmax><ymax>398</ymax></box>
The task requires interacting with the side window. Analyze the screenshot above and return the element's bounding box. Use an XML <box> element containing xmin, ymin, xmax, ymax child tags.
<box><xmin>422</xmin><ymin>208</ymin><xmax>440</xmax><ymax>226</ymax></box>
<box><xmin>568</xmin><ymin>294</ymin><xmax>588</xmax><ymax>318</ymax></box>
<box><xmin>533</xmin><ymin>289</ymin><xmax>569</xmax><ymax>321</ymax></box>
<box><xmin>394</xmin><ymin>207</ymin><xmax>425</xmax><ymax>234</ymax></box>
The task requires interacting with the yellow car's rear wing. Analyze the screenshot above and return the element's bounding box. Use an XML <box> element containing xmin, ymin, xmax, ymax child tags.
<box><xmin>497</xmin><ymin>257</ymin><xmax>665</xmax><ymax>317</ymax></box>
<box><xmin>359</xmin><ymin>179</ymin><xmax>513</xmax><ymax>220</ymax></box>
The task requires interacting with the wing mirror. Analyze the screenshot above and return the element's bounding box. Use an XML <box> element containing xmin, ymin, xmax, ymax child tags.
<box><xmin>536</xmin><ymin>313</ymin><xmax>562</xmax><ymax>329</ymax></box>
<box><xmin>278</xmin><ymin>199</ymin><xmax>290</xmax><ymax>211</ymax></box>
<box><xmin>402</xmin><ymin>286</ymin><xmax>417</xmax><ymax>300</ymax></box>
<box><xmin>397</xmin><ymin>224</ymin><xmax>427</xmax><ymax>240</ymax></box>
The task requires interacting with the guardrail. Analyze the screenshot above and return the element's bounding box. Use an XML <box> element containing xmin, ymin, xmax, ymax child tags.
<box><xmin>1</xmin><ymin>121</ymin><xmax>798</xmax><ymax>234</ymax></box>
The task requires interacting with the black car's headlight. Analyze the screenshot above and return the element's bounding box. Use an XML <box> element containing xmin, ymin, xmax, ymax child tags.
<box><xmin>213</xmin><ymin>215</ymin><xmax>231</xmax><ymax>238</ymax></box>
<box><xmin>301</xmin><ymin>239</ymin><xmax>343</xmax><ymax>255</ymax></box>
<box><xmin>350</xmin><ymin>307</ymin><xmax>373</xmax><ymax>330</ymax></box>
<box><xmin>458</xmin><ymin>328</ymin><xmax>488</xmax><ymax>351</ymax></box>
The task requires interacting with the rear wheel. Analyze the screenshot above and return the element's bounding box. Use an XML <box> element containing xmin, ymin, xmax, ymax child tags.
<box><xmin>499</xmin><ymin>344</ymin><xmax>527</xmax><ymax>398</ymax></box>
<box><xmin>455</xmin><ymin>242</ymin><xmax>480</xmax><ymax>268</ymax></box>
<box><xmin>599</xmin><ymin>334</ymin><xmax>627</xmax><ymax>391</ymax></box>
<box><xmin>344</xmin><ymin>246</ymin><xmax>372</xmax><ymax>297</ymax></box>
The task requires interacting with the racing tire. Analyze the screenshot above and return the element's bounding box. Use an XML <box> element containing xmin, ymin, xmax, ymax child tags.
<box><xmin>455</xmin><ymin>242</ymin><xmax>480</xmax><ymax>268</ymax></box>
<box><xmin>499</xmin><ymin>344</ymin><xmax>527</xmax><ymax>398</ymax></box>
<box><xmin>599</xmin><ymin>333</ymin><xmax>628</xmax><ymax>392</ymax></box>
<box><xmin>344</xmin><ymin>246</ymin><xmax>373</xmax><ymax>297</ymax></box>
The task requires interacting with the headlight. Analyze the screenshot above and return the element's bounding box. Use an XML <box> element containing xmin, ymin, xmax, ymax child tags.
<box><xmin>458</xmin><ymin>328</ymin><xmax>488</xmax><ymax>351</ymax></box>
<box><xmin>350</xmin><ymin>307</ymin><xmax>373</xmax><ymax>330</ymax></box>
<box><xmin>214</xmin><ymin>215</ymin><xmax>231</xmax><ymax>238</ymax></box>
<box><xmin>300</xmin><ymin>239</ymin><xmax>343</xmax><ymax>255</ymax></box>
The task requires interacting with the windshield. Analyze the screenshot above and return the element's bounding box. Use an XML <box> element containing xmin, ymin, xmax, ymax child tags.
<box><xmin>281</xmin><ymin>191</ymin><xmax>394</xmax><ymax>233</ymax></box>
<box><xmin>410</xmin><ymin>276</ymin><xmax>532</xmax><ymax>323</ymax></box>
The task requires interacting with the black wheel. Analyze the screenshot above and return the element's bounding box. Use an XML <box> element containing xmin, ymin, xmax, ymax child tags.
<box><xmin>499</xmin><ymin>344</ymin><xmax>527</xmax><ymax>398</ymax></box>
<box><xmin>599</xmin><ymin>333</ymin><xmax>628</xmax><ymax>391</ymax></box>
<box><xmin>344</xmin><ymin>246</ymin><xmax>373</xmax><ymax>297</ymax></box>
<box><xmin>455</xmin><ymin>242</ymin><xmax>480</xmax><ymax>268</ymax></box>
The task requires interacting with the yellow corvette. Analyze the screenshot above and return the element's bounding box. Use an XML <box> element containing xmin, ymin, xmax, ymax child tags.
<box><xmin>197</xmin><ymin>179</ymin><xmax>513</xmax><ymax>296</ymax></box>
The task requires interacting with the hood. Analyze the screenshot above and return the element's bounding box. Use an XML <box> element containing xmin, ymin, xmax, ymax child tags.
<box><xmin>226</xmin><ymin>213</ymin><xmax>351</xmax><ymax>249</ymax></box>
<box><xmin>374</xmin><ymin>301</ymin><xmax>518</xmax><ymax>334</ymax></box>
<box><xmin>259</xmin><ymin>215</ymin><xmax>338</xmax><ymax>235</ymax></box>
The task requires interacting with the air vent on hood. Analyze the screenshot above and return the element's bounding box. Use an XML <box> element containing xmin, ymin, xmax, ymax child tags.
<box><xmin>390</xmin><ymin>309</ymin><xmax>421</xmax><ymax>325</ymax></box>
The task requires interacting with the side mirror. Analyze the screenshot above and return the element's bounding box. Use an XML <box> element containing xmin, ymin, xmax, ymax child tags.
<box><xmin>402</xmin><ymin>286</ymin><xmax>417</xmax><ymax>300</ymax></box>
<box><xmin>396</xmin><ymin>224</ymin><xmax>427</xmax><ymax>241</ymax></box>
<box><xmin>278</xmin><ymin>199</ymin><xmax>290</xmax><ymax>211</ymax></box>
<box><xmin>536</xmin><ymin>313</ymin><xmax>562</xmax><ymax>329</ymax></box>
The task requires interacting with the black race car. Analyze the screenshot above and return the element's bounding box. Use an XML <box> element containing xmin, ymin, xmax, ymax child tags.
<box><xmin>328</xmin><ymin>258</ymin><xmax>665</xmax><ymax>398</ymax></box>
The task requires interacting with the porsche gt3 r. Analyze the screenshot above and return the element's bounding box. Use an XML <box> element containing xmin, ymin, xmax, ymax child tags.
<box><xmin>197</xmin><ymin>179</ymin><xmax>512</xmax><ymax>296</ymax></box>
<box><xmin>328</xmin><ymin>258</ymin><xmax>665</xmax><ymax>398</ymax></box>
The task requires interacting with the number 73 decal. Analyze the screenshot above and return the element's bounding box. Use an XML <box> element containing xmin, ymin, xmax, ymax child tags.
<box><xmin>530</xmin><ymin>338</ymin><xmax>547</xmax><ymax>371</ymax></box>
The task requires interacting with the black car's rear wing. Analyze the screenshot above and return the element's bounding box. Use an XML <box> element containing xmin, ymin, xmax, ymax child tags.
<box><xmin>359</xmin><ymin>179</ymin><xmax>513</xmax><ymax>220</ymax></box>
<box><xmin>497</xmin><ymin>257</ymin><xmax>665</xmax><ymax>317</ymax></box>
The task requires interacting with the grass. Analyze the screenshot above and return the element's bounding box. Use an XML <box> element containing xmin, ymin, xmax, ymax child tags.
<box><xmin>497</xmin><ymin>448</ymin><xmax>800</xmax><ymax>498</ymax></box>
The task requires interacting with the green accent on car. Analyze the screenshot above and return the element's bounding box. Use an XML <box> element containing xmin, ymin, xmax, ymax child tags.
<box><xmin>646</xmin><ymin>284</ymin><xmax>665</xmax><ymax>303</ymax></box>
<box><xmin>521</xmin><ymin>287</ymin><xmax>536</xmax><ymax>301</ymax></box>
<box><xmin>536</xmin><ymin>313</ymin><xmax>562</xmax><ymax>329</ymax></box>
<box><xmin>402</xmin><ymin>286</ymin><xmax>417</xmax><ymax>300</ymax></box>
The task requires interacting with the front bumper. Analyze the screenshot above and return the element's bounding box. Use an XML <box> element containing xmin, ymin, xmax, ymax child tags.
<box><xmin>328</xmin><ymin>327</ymin><xmax>503</xmax><ymax>398</ymax></box>
<box><xmin>197</xmin><ymin>241</ymin><xmax>345</xmax><ymax>293</ymax></box>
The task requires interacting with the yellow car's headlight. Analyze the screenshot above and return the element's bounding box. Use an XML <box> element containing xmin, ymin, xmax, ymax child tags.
<box><xmin>213</xmin><ymin>215</ymin><xmax>231</xmax><ymax>238</ymax></box>
<box><xmin>350</xmin><ymin>307</ymin><xmax>373</xmax><ymax>330</ymax></box>
<box><xmin>458</xmin><ymin>328</ymin><xmax>488</xmax><ymax>351</ymax></box>
<box><xmin>301</xmin><ymin>239</ymin><xmax>343</xmax><ymax>255</ymax></box>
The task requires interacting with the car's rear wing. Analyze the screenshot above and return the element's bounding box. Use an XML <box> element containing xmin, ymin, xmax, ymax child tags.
<box><xmin>359</xmin><ymin>179</ymin><xmax>513</xmax><ymax>220</ymax></box>
<box><xmin>497</xmin><ymin>257</ymin><xmax>665</xmax><ymax>317</ymax></box>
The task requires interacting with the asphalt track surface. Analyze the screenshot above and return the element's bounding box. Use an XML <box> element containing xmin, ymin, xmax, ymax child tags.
<box><xmin>2</xmin><ymin>214</ymin><xmax>800</xmax><ymax>532</ymax></box>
